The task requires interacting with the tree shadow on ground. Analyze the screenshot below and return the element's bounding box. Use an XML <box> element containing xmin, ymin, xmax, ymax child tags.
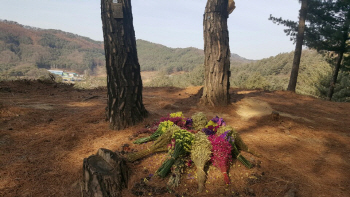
<box><xmin>1</xmin><ymin>82</ymin><xmax>350</xmax><ymax>197</ymax></box>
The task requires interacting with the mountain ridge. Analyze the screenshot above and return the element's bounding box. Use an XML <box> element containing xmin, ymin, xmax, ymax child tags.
<box><xmin>0</xmin><ymin>19</ymin><xmax>252</xmax><ymax>77</ymax></box>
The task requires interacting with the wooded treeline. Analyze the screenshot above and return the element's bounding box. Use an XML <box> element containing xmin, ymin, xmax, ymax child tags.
<box><xmin>147</xmin><ymin>50</ymin><xmax>349</xmax><ymax>102</ymax></box>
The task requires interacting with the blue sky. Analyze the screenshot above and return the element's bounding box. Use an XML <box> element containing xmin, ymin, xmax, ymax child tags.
<box><xmin>0</xmin><ymin>0</ymin><xmax>301</xmax><ymax>60</ymax></box>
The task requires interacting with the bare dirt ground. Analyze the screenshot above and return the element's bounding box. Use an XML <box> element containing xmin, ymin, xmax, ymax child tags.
<box><xmin>0</xmin><ymin>80</ymin><xmax>349</xmax><ymax>197</ymax></box>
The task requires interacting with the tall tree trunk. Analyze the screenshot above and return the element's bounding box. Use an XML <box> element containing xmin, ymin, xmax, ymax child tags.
<box><xmin>327</xmin><ymin>12</ymin><xmax>349</xmax><ymax>101</ymax></box>
<box><xmin>287</xmin><ymin>0</ymin><xmax>308</xmax><ymax>92</ymax></box>
<box><xmin>201</xmin><ymin>0</ymin><xmax>231</xmax><ymax>106</ymax></box>
<box><xmin>327</xmin><ymin>51</ymin><xmax>343</xmax><ymax>101</ymax></box>
<box><xmin>101</xmin><ymin>0</ymin><xmax>147</xmax><ymax>130</ymax></box>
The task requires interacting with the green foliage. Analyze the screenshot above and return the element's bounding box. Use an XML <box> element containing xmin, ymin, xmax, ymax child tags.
<box><xmin>230</xmin><ymin>50</ymin><xmax>341</xmax><ymax>96</ymax></box>
<box><xmin>342</xmin><ymin>54</ymin><xmax>350</xmax><ymax>71</ymax></box>
<box><xmin>317</xmin><ymin>71</ymin><xmax>350</xmax><ymax>102</ymax></box>
<box><xmin>243</xmin><ymin>72</ymin><xmax>270</xmax><ymax>90</ymax></box>
<box><xmin>39</xmin><ymin>33</ymin><xmax>69</xmax><ymax>49</ymax></box>
<box><xmin>269</xmin><ymin>0</ymin><xmax>350</xmax><ymax>53</ymax></box>
<box><xmin>137</xmin><ymin>40</ymin><xmax>204</xmax><ymax>73</ymax></box>
<box><xmin>137</xmin><ymin>40</ymin><xmax>252</xmax><ymax>74</ymax></box>
<box><xmin>0</xmin><ymin>64</ymin><xmax>54</xmax><ymax>82</ymax></box>
<box><xmin>7</xmin><ymin>65</ymin><xmax>33</xmax><ymax>76</ymax></box>
<box><xmin>26</xmin><ymin>68</ymin><xmax>51</xmax><ymax>79</ymax></box>
<box><xmin>146</xmin><ymin>48</ymin><xmax>349</xmax><ymax>102</ymax></box>
<box><xmin>145</xmin><ymin>65</ymin><xmax>204</xmax><ymax>88</ymax></box>
<box><xmin>270</xmin><ymin>0</ymin><xmax>350</xmax><ymax>99</ymax></box>
<box><xmin>303</xmin><ymin>1</ymin><xmax>350</xmax><ymax>53</ymax></box>
<box><xmin>74</xmin><ymin>76</ymin><xmax>107</xmax><ymax>89</ymax></box>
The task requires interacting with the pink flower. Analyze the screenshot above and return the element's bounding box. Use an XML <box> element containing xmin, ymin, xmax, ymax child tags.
<box><xmin>186</xmin><ymin>159</ymin><xmax>192</xmax><ymax>167</ymax></box>
<box><xmin>208</xmin><ymin>135</ymin><xmax>232</xmax><ymax>184</ymax></box>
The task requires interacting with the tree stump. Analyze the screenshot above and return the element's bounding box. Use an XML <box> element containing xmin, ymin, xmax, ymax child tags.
<box><xmin>82</xmin><ymin>148</ymin><xmax>129</xmax><ymax>197</ymax></box>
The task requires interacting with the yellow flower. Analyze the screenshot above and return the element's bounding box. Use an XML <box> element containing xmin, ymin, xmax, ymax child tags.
<box><xmin>170</xmin><ymin>111</ymin><xmax>184</xmax><ymax>118</ymax></box>
<box><xmin>205</xmin><ymin>120</ymin><xmax>218</xmax><ymax>128</ymax></box>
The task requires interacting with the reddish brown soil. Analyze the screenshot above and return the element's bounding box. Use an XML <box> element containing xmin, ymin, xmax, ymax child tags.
<box><xmin>0</xmin><ymin>80</ymin><xmax>349</xmax><ymax>197</ymax></box>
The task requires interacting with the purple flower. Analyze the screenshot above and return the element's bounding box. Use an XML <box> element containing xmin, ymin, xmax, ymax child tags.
<box><xmin>202</xmin><ymin>128</ymin><xmax>215</xmax><ymax>136</ymax></box>
<box><xmin>211</xmin><ymin>116</ymin><xmax>220</xmax><ymax>123</ymax></box>
<box><xmin>211</xmin><ymin>116</ymin><xmax>226</xmax><ymax>126</ymax></box>
<box><xmin>219</xmin><ymin>131</ymin><xmax>234</xmax><ymax>144</ymax></box>
<box><xmin>185</xmin><ymin>118</ymin><xmax>193</xmax><ymax>128</ymax></box>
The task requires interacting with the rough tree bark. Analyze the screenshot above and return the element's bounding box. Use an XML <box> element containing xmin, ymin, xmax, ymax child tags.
<box><xmin>201</xmin><ymin>0</ymin><xmax>231</xmax><ymax>106</ymax></box>
<box><xmin>327</xmin><ymin>51</ymin><xmax>344</xmax><ymax>101</ymax></box>
<box><xmin>287</xmin><ymin>0</ymin><xmax>308</xmax><ymax>92</ymax></box>
<box><xmin>82</xmin><ymin>148</ymin><xmax>129</xmax><ymax>197</ymax></box>
<box><xmin>101</xmin><ymin>0</ymin><xmax>147</xmax><ymax>130</ymax></box>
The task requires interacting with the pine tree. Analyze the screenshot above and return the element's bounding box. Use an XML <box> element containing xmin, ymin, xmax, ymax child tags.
<box><xmin>270</xmin><ymin>0</ymin><xmax>350</xmax><ymax>100</ymax></box>
<box><xmin>306</xmin><ymin>0</ymin><xmax>349</xmax><ymax>100</ymax></box>
<box><xmin>201</xmin><ymin>0</ymin><xmax>231</xmax><ymax>106</ymax></box>
<box><xmin>270</xmin><ymin>0</ymin><xmax>308</xmax><ymax>92</ymax></box>
<box><xmin>101</xmin><ymin>0</ymin><xmax>148</xmax><ymax>130</ymax></box>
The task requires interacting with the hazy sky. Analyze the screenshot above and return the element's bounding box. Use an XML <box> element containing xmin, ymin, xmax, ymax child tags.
<box><xmin>0</xmin><ymin>0</ymin><xmax>301</xmax><ymax>60</ymax></box>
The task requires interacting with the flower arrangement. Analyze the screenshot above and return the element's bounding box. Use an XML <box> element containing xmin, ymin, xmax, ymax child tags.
<box><xmin>191</xmin><ymin>132</ymin><xmax>212</xmax><ymax>192</ymax></box>
<box><xmin>202</xmin><ymin>116</ymin><xmax>227</xmax><ymax>136</ymax></box>
<box><xmin>158</xmin><ymin>112</ymin><xmax>193</xmax><ymax>130</ymax></box>
<box><xmin>156</xmin><ymin>129</ymin><xmax>194</xmax><ymax>177</ymax></box>
<box><xmin>127</xmin><ymin>125</ymin><xmax>180</xmax><ymax>162</ymax></box>
<box><xmin>216</xmin><ymin>125</ymin><xmax>235</xmax><ymax>136</ymax></box>
<box><xmin>217</xmin><ymin>125</ymin><xmax>257</xmax><ymax>168</ymax></box>
<box><xmin>169</xmin><ymin>111</ymin><xmax>184</xmax><ymax>118</ymax></box>
<box><xmin>208</xmin><ymin>134</ymin><xmax>232</xmax><ymax>184</ymax></box>
<box><xmin>133</xmin><ymin>120</ymin><xmax>174</xmax><ymax>144</ymax></box>
<box><xmin>191</xmin><ymin>112</ymin><xmax>207</xmax><ymax>131</ymax></box>
<box><xmin>167</xmin><ymin>157</ymin><xmax>186</xmax><ymax>188</ymax></box>
<box><xmin>127</xmin><ymin>112</ymin><xmax>260</xmax><ymax>193</ymax></box>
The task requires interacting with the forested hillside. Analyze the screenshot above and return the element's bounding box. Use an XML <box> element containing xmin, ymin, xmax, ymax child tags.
<box><xmin>230</xmin><ymin>50</ymin><xmax>329</xmax><ymax>94</ymax></box>
<box><xmin>0</xmin><ymin>20</ymin><xmax>105</xmax><ymax>79</ymax></box>
<box><xmin>147</xmin><ymin>50</ymin><xmax>349</xmax><ymax>102</ymax></box>
<box><xmin>137</xmin><ymin>39</ymin><xmax>253</xmax><ymax>73</ymax></box>
<box><xmin>230</xmin><ymin>50</ymin><xmax>349</xmax><ymax>101</ymax></box>
<box><xmin>0</xmin><ymin>20</ymin><xmax>252</xmax><ymax>80</ymax></box>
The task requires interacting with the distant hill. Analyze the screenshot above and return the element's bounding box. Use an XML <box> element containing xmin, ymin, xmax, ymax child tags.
<box><xmin>137</xmin><ymin>39</ymin><xmax>253</xmax><ymax>73</ymax></box>
<box><xmin>0</xmin><ymin>20</ymin><xmax>105</xmax><ymax>78</ymax></box>
<box><xmin>0</xmin><ymin>20</ymin><xmax>252</xmax><ymax>80</ymax></box>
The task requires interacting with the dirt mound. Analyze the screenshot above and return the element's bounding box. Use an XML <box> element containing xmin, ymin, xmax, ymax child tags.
<box><xmin>0</xmin><ymin>81</ymin><xmax>349</xmax><ymax>197</ymax></box>
<box><xmin>236</xmin><ymin>97</ymin><xmax>273</xmax><ymax>120</ymax></box>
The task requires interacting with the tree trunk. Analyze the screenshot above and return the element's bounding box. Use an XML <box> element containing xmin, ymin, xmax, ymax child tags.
<box><xmin>201</xmin><ymin>0</ymin><xmax>231</xmax><ymax>106</ymax></box>
<box><xmin>101</xmin><ymin>0</ymin><xmax>147</xmax><ymax>130</ymax></box>
<box><xmin>287</xmin><ymin>0</ymin><xmax>308</xmax><ymax>92</ymax></box>
<box><xmin>327</xmin><ymin>12</ymin><xmax>349</xmax><ymax>101</ymax></box>
<box><xmin>327</xmin><ymin>51</ymin><xmax>343</xmax><ymax>101</ymax></box>
<box><xmin>82</xmin><ymin>148</ymin><xmax>129</xmax><ymax>197</ymax></box>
